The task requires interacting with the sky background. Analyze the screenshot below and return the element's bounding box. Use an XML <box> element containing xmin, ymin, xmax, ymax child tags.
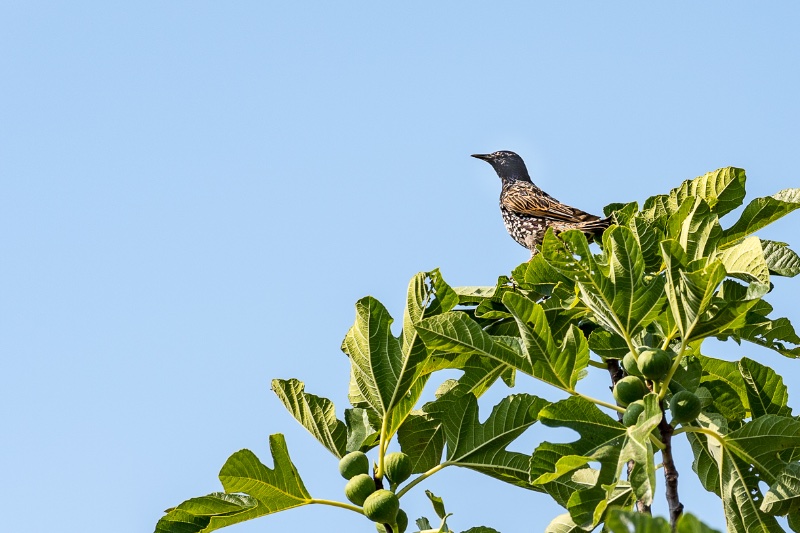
<box><xmin>3</xmin><ymin>3</ymin><xmax>800</xmax><ymax>532</ymax></box>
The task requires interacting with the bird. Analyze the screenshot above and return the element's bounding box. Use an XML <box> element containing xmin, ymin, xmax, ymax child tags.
<box><xmin>472</xmin><ymin>150</ymin><xmax>611</xmax><ymax>258</ymax></box>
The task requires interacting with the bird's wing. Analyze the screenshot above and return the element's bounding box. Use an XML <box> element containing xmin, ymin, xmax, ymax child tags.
<box><xmin>502</xmin><ymin>181</ymin><xmax>599</xmax><ymax>222</ymax></box>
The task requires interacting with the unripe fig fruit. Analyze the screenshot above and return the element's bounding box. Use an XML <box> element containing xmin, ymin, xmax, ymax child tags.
<box><xmin>344</xmin><ymin>473</ymin><xmax>376</xmax><ymax>505</ymax></box>
<box><xmin>339</xmin><ymin>451</ymin><xmax>370</xmax><ymax>479</ymax></box>
<box><xmin>637</xmin><ymin>348</ymin><xmax>672</xmax><ymax>380</ymax></box>
<box><xmin>622</xmin><ymin>351</ymin><xmax>642</xmax><ymax>377</ymax></box>
<box><xmin>363</xmin><ymin>489</ymin><xmax>400</xmax><ymax>524</ymax></box>
<box><xmin>613</xmin><ymin>376</ymin><xmax>648</xmax><ymax>406</ymax></box>
<box><xmin>670</xmin><ymin>391</ymin><xmax>702</xmax><ymax>424</ymax></box>
<box><xmin>376</xmin><ymin>508</ymin><xmax>408</xmax><ymax>533</ymax></box>
<box><xmin>622</xmin><ymin>400</ymin><xmax>646</xmax><ymax>427</ymax></box>
<box><xmin>384</xmin><ymin>452</ymin><xmax>412</xmax><ymax>484</ymax></box>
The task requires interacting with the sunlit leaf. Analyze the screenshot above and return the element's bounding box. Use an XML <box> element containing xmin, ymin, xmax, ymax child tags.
<box><xmin>722</xmin><ymin>188</ymin><xmax>800</xmax><ymax>246</ymax></box>
<box><xmin>738</xmin><ymin>358</ymin><xmax>792</xmax><ymax>418</ymax></box>
<box><xmin>715</xmin><ymin>236</ymin><xmax>770</xmax><ymax>284</ymax></box>
<box><xmin>155</xmin><ymin>435</ymin><xmax>312</xmax><ymax>533</ymax></box>
<box><xmin>502</xmin><ymin>292</ymin><xmax>589</xmax><ymax>392</ymax></box>
<box><xmin>271</xmin><ymin>379</ymin><xmax>347</xmax><ymax>458</ymax></box>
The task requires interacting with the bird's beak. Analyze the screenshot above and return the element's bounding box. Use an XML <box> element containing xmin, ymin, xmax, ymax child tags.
<box><xmin>471</xmin><ymin>153</ymin><xmax>492</xmax><ymax>161</ymax></box>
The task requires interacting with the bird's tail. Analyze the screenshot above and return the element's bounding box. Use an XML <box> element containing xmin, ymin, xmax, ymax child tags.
<box><xmin>579</xmin><ymin>215</ymin><xmax>613</xmax><ymax>237</ymax></box>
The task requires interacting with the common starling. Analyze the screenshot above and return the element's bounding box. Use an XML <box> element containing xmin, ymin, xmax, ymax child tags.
<box><xmin>472</xmin><ymin>150</ymin><xmax>611</xmax><ymax>257</ymax></box>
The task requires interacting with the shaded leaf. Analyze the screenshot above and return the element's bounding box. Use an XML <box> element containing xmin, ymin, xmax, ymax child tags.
<box><xmin>588</xmin><ymin>329</ymin><xmax>629</xmax><ymax>360</ymax></box>
<box><xmin>432</xmin><ymin>392</ymin><xmax>550</xmax><ymax>488</ymax></box>
<box><xmin>761</xmin><ymin>462</ymin><xmax>800</xmax><ymax>515</ymax></box>
<box><xmin>532</xmin><ymin>397</ymin><xmax>625</xmax><ymax>517</ymax></box>
<box><xmin>699</xmin><ymin>355</ymin><xmax>748</xmax><ymax>420</ymax></box>
<box><xmin>762</xmin><ymin>240</ymin><xmax>800</xmax><ymax>277</ymax></box>
<box><xmin>397</xmin><ymin>411</ymin><xmax>444</xmax><ymax>474</ymax></box>
<box><xmin>344</xmin><ymin>407</ymin><xmax>379</xmax><ymax>452</ymax></box>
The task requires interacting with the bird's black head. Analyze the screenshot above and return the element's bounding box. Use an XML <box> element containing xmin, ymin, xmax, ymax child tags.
<box><xmin>471</xmin><ymin>150</ymin><xmax>531</xmax><ymax>181</ymax></box>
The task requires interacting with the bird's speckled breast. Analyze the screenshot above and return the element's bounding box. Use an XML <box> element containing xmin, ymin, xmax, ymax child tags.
<box><xmin>500</xmin><ymin>204</ymin><xmax>547</xmax><ymax>250</ymax></box>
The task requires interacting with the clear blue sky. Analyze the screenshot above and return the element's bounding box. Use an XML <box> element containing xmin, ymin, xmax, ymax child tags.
<box><xmin>3</xmin><ymin>3</ymin><xmax>799</xmax><ymax>532</ymax></box>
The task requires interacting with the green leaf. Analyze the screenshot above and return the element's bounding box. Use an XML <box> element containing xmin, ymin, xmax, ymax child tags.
<box><xmin>512</xmin><ymin>253</ymin><xmax>574</xmax><ymax>294</ymax></box>
<box><xmin>432</xmin><ymin>392</ymin><xmax>550</xmax><ymax>488</ymax></box>
<box><xmin>661</xmin><ymin>239</ymin><xmax>726</xmax><ymax>339</ymax></box>
<box><xmin>726</xmin><ymin>415</ymin><xmax>800</xmax><ymax>486</ymax></box>
<box><xmin>676</xmin><ymin>513</ymin><xmax>726</xmax><ymax>533</ymax></box>
<box><xmin>729</xmin><ymin>301</ymin><xmax>800</xmax><ymax>358</ymax></box>
<box><xmin>762</xmin><ymin>240</ymin><xmax>800</xmax><ymax>277</ymax></box>
<box><xmin>617</xmin><ymin>394</ymin><xmax>662</xmax><ymax>505</ymax></box>
<box><xmin>606</xmin><ymin>509</ymin><xmax>723</xmax><ymax>533</ymax></box>
<box><xmin>218</xmin><ymin>435</ymin><xmax>312</xmax><ymax>509</ymax></box>
<box><xmin>667</xmin><ymin>196</ymin><xmax>723</xmax><ymax>261</ymax></box>
<box><xmin>542</xmin><ymin>227</ymin><xmax>665</xmax><ymax>341</ymax></box>
<box><xmin>739</xmin><ymin>358</ymin><xmax>792</xmax><ymax>418</ymax></box>
<box><xmin>687</xmin><ymin>413</ymin><xmax>728</xmax><ymax>496</ymax></box>
<box><xmin>415</xmin><ymin>311</ymin><xmax>532</xmax><ymax>374</ymax></box>
<box><xmin>397</xmin><ymin>411</ymin><xmax>444</xmax><ymax>473</ymax></box>
<box><xmin>271</xmin><ymin>379</ymin><xmax>347</xmax><ymax>458</ymax></box>
<box><xmin>604</xmin><ymin>201</ymin><xmax>639</xmax><ymax>224</ymax></box>
<box><xmin>761</xmin><ymin>462</ymin><xmax>800</xmax><ymax>515</ymax></box>
<box><xmin>668</xmin><ymin>354</ymin><xmax>702</xmax><ymax>394</ymax></box>
<box><xmin>722</xmin><ymin>188</ymin><xmax>800</xmax><ymax>246</ymax></box>
<box><xmin>344</xmin><ymin>407</ymin><xmax>379</xmax><ymax>452</ymax></box>
<box><xmin>342</xmin><ymin>296</ymin><xmax>405</xmax><ymax>415</ymax></box>
<box><xmin>566</xmin><ymin>486</ymin><xmax>607</xmax><ymax>530</ymax></box>
<box><xmin>601</xmin><ymin>225</ymin><xmax>667</xmax><ymax>335</ymax></box>
<box><xmin>605</xmin><ymin>508</ymin><xmax>671</xmax><ymax>533</ymax></box>
<box><xmin>699</xmin><ymin>355</ymin><xmax>748</xmax><ymax>420</ymax></box>
<box><xmin>630</xmin><ymin>214</ymin><xmax>665</xmax><ymax>272</ymax></box>
<box><xmin>545</xmin><ymin>513</ymin><xmax>585</xmax><ymax>533</ymax></box>
<box><xmin>671</xmin><ymin>167</ymin><xmax>747</xmax><ymax>217</ymax></box>
<box><xmin>425</xmin><ymin>489</ymin><xmax>447</xmax><ymax>519</ymax></box>
<box><xmin>156</xmin><ymin>435</ymin><xmax>312</xmax><ymax>533</ymax></box>
<box><xmin>719</xmin><ymin>415</ymin><xmax>800</xmax><ymax>531</ymax></box>
<box><xmin>588</xmin><ymin>329</ymin><xmax>629</xmax><ymax>360</ymax></box>
<box><xmin>155</xmin><ymin>494</ymin><xmax>260</xmax><ymax>533</ymax></box>
<box><xmin>502</xmin><ymin>292</ymin><xmax>589</xmax><ymax>392</ymax></box>
<box><xmin>344</xmin><ymin>270</ymin><xmax>457</xmax><ymax>432</ymax></box>
<box><xmin>688</xmin><ymin>282</ymin><xmax>765</xmax><ymax>341</ymax></box>
<box><xmin>532</xmin><ymin>397</ymin><xmax>625</xmax><ymax>513</ymax></box>
<box><xmin>715</xmin><ymin>236</ymin><xmax>770</xmax><ymax>284</ymax></box>
<box><xmin>690</xmin><ymin>416</ymin><xmax>800</xmax><ymax>531</ymax></box>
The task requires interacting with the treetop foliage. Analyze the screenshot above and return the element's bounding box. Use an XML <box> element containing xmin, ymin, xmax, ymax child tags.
<box><xmin>156</xmin><ymin>167</ymin><xmax>800</xmax><ymax>533</ymax></box>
